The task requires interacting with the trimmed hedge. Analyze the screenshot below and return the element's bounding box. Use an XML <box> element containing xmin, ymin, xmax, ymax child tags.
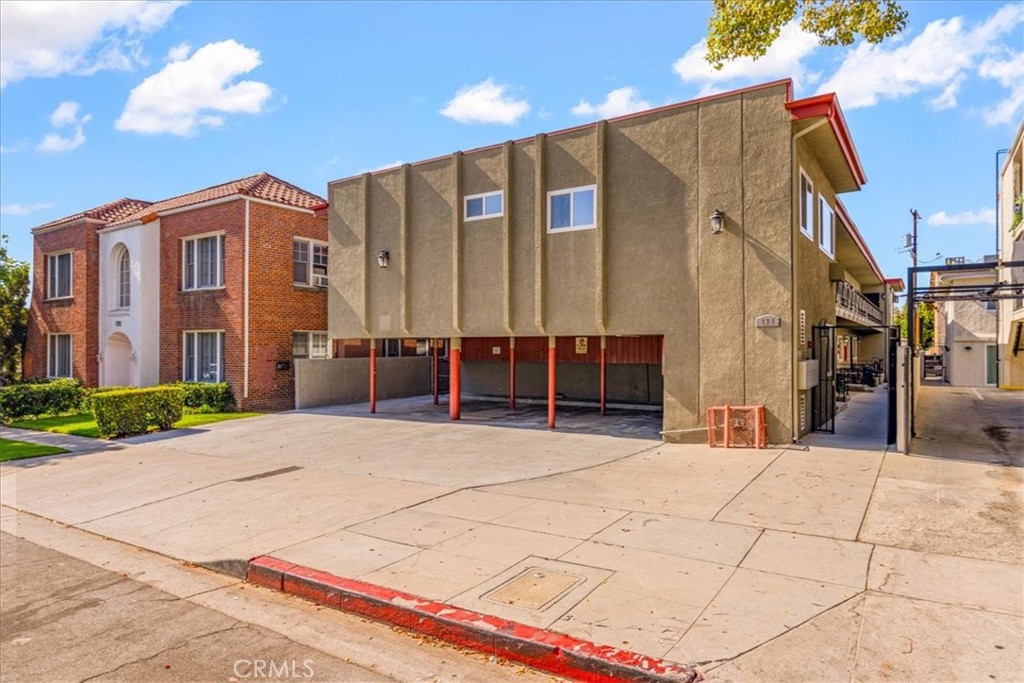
<box><xmin>0</xmin><ymin>379</ymin><xmax>87</xmax><ymax>422</ymax></box>
<box><xmin>172</xmin><ymin>382</ymin><xmax>235</xmax><ymax>412</ymax></box>
<box><xmin>92</xmin><ymin>387</ymin><xmax>185</xmax><ymax>438</ymax></box>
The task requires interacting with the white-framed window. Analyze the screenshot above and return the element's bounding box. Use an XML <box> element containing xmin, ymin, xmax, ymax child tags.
<box><xmin>117</xmin><ymin>247</ymin><xmax>131</xmax><ymax>308</ymax></box>
<box><xmin>293</xmin><ymin>331</ymin><xmax>329</xmax><ymax>359</ymax></box>
<box><xmin>819</xmin><ymin>197</ymin><xmax>835</xmax><ymax>258</ymax></box>
<box><xmin>464</xmin><ymin>191</ymin><xmax>503</xmax><ymax>221</ymax></box>
<box><xmin>548</xmin><ymin>185</ymin><xmax>596</xmax><ymax>232</ymax></box>
<box><xmin>183</xmin><ymin>233</ymin><xmax>225</xmax><ymax>290</ymax></box>
<box><xmin>47</xmin><ymin>333</ymin><xmax>72</xmax><ymax>378</ymax></box>
<box><xmin>799</xmin><ymin>170</ymin><xmax>814</xmax><ymax>240</ymax></box>
<box><xmin>46</xmin><ymin>251</ymin><xmax>73</xmax><ymax>299</ymax></box>
<box><xmin>183</xmin><ymin>331</ymin><xmax>224</xmax><ymax>383</ymax></box>
<box><xmin>294</xmin><ymin>238</ymin><xmax>328</xmax><ymax>287</ymax></box>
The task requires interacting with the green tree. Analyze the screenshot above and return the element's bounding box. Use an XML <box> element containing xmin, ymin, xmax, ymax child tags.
<box><xmin>893</xmin><ymin>301</ymin><xmax>934</xmax><ymax>348</ymax></box>
<box><xmin>706</xmin><ymin>0</ymin><xmax>908</xmax><ymax>68</ymax></box>
<box><xmin>0</xmin><ymin>234</ymin><xmax>31</xmax><ymax>385</ymax></box>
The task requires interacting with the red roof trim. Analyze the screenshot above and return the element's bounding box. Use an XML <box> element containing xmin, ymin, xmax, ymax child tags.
<box><xmin>835</xmin><ymin>199</ymin><xmax>884</xmax><ymax>283</ymax></box>
<box><xmin>885</xmin><ymin>277</ymin><xmax>906</xmax><ymax>291</ymax></box>
<box><xmin>787</xmin><ymin>93</ymin><xmax>867</xmax><ymax>188</ymax></box>
<box><xmin>332</xmin><ymin>79</ymin><xmax>796</xmax><ymax>186</ymax></box>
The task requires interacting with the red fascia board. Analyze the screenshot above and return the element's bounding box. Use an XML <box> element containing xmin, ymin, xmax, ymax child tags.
<box><xmin>885</xmin><ymin>277</ymin><xmax>906</xmax><ymax>291</ymax></box>
<box><xmin>331</xmin><ymin>79</ymin><xmax>796</xmax><ymax>186</ymax></box>
<box><xmin>787</xmin><ymin>93</ymin><xmax>867</xmax><ymax>189</ymax></box>
<box><xmin>835</xmin><ymin>200</ymin><xmax>884</xmax><ymax>282</ymax></box>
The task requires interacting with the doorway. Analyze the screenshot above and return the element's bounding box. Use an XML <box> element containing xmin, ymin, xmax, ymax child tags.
<box><xmin>104</xmin><ymin>332</ymin><xmax>133</xmax><ymax>387</ymax></box>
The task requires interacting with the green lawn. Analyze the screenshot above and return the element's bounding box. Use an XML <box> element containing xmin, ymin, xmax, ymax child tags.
<box><xmin>8</xmin><ymin>412</ymin><xmax>261</xmax><ymax>439</ymax></box>
<box><xmin>0</xmin><ymin>438</ymin><xmax>69</xmax><ymax>462</ymax></box>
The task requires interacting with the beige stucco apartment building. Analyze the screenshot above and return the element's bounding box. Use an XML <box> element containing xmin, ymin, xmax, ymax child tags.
<box><xmin>325</xmin><ymin>79</ymin><xmax>897</xmax><ymax>443</ymax></box>
<box><xmin>935</xmin><ymin>267</ymin><xmax>998</xmax><ymax>386</ymax></box>
<box><xmin>998</xmin><ymin>118</ymin><xmax>1024</xmax><ymax>387</ymax></box>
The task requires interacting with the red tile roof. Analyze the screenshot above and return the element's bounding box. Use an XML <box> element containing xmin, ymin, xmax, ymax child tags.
<box><xmin>31</xmin><ymin>198</ymin><xmax>152</xmax><ymax>233</ymax></box>
<box><xmin>108</xmin><ymin>172</ymin><xmax>326</xmax><ymax>226</ymax></box>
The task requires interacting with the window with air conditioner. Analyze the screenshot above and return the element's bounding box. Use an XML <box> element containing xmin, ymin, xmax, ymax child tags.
<box><xmin>183</xmin><ymin>331</ymin><xmax>224</xmax><ymax>383</ymax></box>
<box><xmin>294</xmin><ymin>238</ymin><xmax>328</xmax><ymax>286</ymax></box>
<box><xmin>292</xmin><ymin>331</ymin><xmax>329</xmax><ymax>359</ymax></box>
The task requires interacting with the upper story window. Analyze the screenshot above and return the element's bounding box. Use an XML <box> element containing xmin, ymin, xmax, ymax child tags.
<box><xmin>294</xmin><ymin>238</ymin><xmax>328</xmax><ymax>287</ymax></box>
<box><xmin>183</xmin><ymin>234</ymin><xmax>225</xmax><ymax>290</ymax></box>
<box><xmin>465</xmin><ymin>191</ymin><xmax>503</xmax><ymax>221</ymax></box>
<box><xmin>47</xmin><ymin>333</ymin><xmax>72</xmax><ymax>378</ymax></box>
<box><xmin>819</xmin><ymin>198</ymin><xmax>835</xmax><ymax>258</ymax></box>
<box><xmin>293</xmin><ymin>331</ymin><xmax>329</xmax><ymax>359</ymax></box>
<box><xmin>117</xmin><ymin>248</ymin><xmax>131</xmax><ymax>308</ymax></box>
<box><xmin>46</xmin><ymin>251</ymin><xmax>73</xmax><ymax>299</ymax></box>
<box><xmin>548</xmin><ymin>185</ymin><xmax>596</xmax><ymax>232</ymax></box>
<box><xmin>799</xmin><ymin>171</ymin><xmax>814</xmax><ymax>240</ymax></box>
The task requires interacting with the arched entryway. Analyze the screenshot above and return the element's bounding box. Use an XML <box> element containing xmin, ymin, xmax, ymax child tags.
<box><xmin>104</xmin><ymin>332</ymin><xmax>134</xmax><ymax>387</ymax></box>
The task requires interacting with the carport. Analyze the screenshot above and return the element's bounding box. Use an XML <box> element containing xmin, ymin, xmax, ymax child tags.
<box><xmin>369</xmin><ymin>335</ymin><xmax>663</xmax><ymax>431</ymax></box>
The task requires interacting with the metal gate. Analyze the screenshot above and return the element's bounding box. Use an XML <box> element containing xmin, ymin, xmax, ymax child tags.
<box><xmin>812</xmin><ymin>324</ymin><xmax>898</xmax><ymax>444</ymax></box>
<box><xmin>811</xmin><ymin>326</ymin><xmax>836</xmax><ymax>433</ymax></box>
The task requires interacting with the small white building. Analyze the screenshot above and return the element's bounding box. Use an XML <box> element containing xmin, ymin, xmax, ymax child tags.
<box><xmin>936</xmin><ymin>267</ymin><xmax>997</xmax><ymax>386</ymax></box>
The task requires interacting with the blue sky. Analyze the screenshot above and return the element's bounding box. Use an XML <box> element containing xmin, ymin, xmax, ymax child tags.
<box><xmin>1</xmin><ymin>0</ymin><xmax>1021</xmax><ymax>285</ymax></box>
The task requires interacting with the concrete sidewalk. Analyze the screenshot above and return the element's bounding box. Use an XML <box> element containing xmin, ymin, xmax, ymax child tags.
<box><xmin>2</xmin><ymin>390</ymin><xmax>1022</xmax><ymax>681</ymax></box>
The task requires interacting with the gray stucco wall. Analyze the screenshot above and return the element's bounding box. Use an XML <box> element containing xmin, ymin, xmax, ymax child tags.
<box><xmin>329</xmin><ymin>82</ymin><xmax>806</xmax><ymax>442</ymax></box>
<box><xmin>294</xmin><ymin>357</ymin><xmax>430</xmax><ymax>409</ymax></box>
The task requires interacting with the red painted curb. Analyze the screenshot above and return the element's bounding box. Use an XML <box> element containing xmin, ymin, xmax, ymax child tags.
<box><xmin>247</xmin><ymin>555</ymin><xmax>701</xmax><ymax>683</ymax></box>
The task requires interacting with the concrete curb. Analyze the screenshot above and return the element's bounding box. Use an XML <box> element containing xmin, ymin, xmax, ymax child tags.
<box><xmin>248</xmin><ymin>555</ymin><xmax>701</xmax><ymax>683</ymax></box>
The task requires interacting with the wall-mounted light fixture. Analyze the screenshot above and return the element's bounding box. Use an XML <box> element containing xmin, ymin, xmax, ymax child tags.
<box><xmin>710</xmin><ymin>209</ymin><xmax>725</xmax><ymax>235</ymax></box>
<box><xmin>129</xmin><ymin>352</ymin><xmax>138</xmax><ymax>363</ymax></box>
<box><xmin>377</xmin><ymin>250</ymin><xmax>390</xmax><ymax>269</ymax></box>
<box><xmin>964</xmin><ymin>345</ymin><xmax>973</xmax><ymax>352</ymax></box>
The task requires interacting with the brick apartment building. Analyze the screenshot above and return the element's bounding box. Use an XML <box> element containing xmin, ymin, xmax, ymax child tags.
<box><xmin>24</xmin><ymin>173</ymin><xmax>328</xmax><ymax>411</ymax></box>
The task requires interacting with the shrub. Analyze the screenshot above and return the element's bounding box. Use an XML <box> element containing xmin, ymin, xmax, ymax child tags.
<box><xmin>92</xmin><ymin>387</ymin><xmax>185</xmax><ymax>438</ymax></box>
<box><xmin>172</xmin><ymin>382</ymin><xmax>235</xmax><ymax>412</ymax></box>
<box><xmin>84</xmin><ymin>386</ymin><xmax>134</xmax><ymax>412</ymax></box>
<box><xmin>0</xmin><ymin>379</ymin><xmax>87</xmax><ymax>422</ymax></box>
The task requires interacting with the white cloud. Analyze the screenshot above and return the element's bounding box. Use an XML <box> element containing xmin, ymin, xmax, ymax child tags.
<box><xmin>978</xmin><ymin>50</ymin><xmax>1024</xmax><ymax>125</ymax></box>
<box><xmin>0</xmin><ymin>0</ymin><xmax>185</xmax><ymax>88</ymax></box>
<box><xmin>37</xmin><ymin>100</ymin><xmax>91</xmax><ymax>152</ymax></box>
<box><xmin>572</xmin><ymin>86</ymin><xmax>652</xmax><ymax>119</ymax></box>
<box><xmin>440</xmin><ymin>78</ymin><xmax>529</xmax><ymax>125</ymax></box>
<box><xmin>0</xmin><ymin>202</ymin><xmax>54</xmax><ymax>216</ymax></box>
<box><xmin>115</xmin><ymin>39</ymin><xmax>272</xmax><ymax>136</ymax></box>
<box><xmin>0</xmin><ymin>141</ymin><xmax>27</xmax><ymax>154</ymax></box>
<box><xmin>166</xmin><ymin>42</ymin><xmax>191</xmax><ymax>62</ymax></box>
<box><xmin>926</xmin><ymin>207</ymin><xmax>996</xmax><ymax>227</ymax></box>
<box><xmin>673</xmin><ymin>22</ymin><xmax>821</xmax><ymax>96</ymax></box>
<box><xmin>819</xmin><ymin>3</ymin><xmax>1024</xmax><ymax>116</ymax></box>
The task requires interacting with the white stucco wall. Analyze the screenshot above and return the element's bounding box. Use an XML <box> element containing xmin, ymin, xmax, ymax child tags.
<box><xmin>939</xmin><ymin>280</ymin><xmax>996</xmax><ymax>387</ymax></box>
<box><xmin>98</xmin><ymin>220</ymin><xmax>161</xmax><ymax>387</ymax></box>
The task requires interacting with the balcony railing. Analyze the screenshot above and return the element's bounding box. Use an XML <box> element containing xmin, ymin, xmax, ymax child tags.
<box><xmin>836</xmin><ymin>280</ymin><xmax>883</xmax><ymax>326</ymax></box>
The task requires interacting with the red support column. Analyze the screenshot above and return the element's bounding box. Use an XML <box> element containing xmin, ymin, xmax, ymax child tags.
<box><xmin>450</xmin><ymin>338</ymin><xmax>461</xmax><ymax>421</ymax></box>
<box><xmin>432</xmin><ymin>340</ymin><xmax>439</xmax><ymax>406</ymax></box>
<box><xmin>369</xmin><ymin>341</ymin><xmax>377</xmax><ymax>414</ymax></box>
<box><xmin>509</xmin><ymin>337</ymin><xmax>516</xmax><ymax>410</ymax></box>
<box><xmin>548</xmin><ymin>336</ymin><xmax>556</xmax><ymax>429</ymax></box>
<box><xmin>600</xmin><ymin>336</ymin><xmax>607</xmax><ymax>416</ymax></box>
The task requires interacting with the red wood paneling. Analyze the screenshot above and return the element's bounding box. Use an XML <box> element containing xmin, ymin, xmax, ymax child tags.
<box><xmin>459</xmin><ymin>336</ymin><xmax>662</xmax><ymax>365</ymax></box>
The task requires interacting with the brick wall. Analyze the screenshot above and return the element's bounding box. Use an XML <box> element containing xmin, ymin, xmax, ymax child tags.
<box><xmin>246</xmin><ymin>200</ymin><xmax>328</xmax><ymax>410</ymax></box>
<box><xmin>159</xmin><ymin>200</ymin><xmax>246</xmax><ymax>402</ymax></box>
<box><xmin>24</xmin><ymin>223</ymin><xmax>99</xmax><ymax>385</ymax></box>
<box><xmin>158</xmin><ymin>198</ymin><xmax>327</xmax><ymax>412</ymax></box>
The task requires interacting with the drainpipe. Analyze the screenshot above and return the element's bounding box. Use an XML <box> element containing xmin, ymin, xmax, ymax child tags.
<box><xmin>790</xmin><ymin>118</ymin><xmax>830</xmax><ymax>443</ymax></box>
<box><xmin>243</xmin><ymin>198</ymin><xmax>251</xmax><ymax>401</ymax></box>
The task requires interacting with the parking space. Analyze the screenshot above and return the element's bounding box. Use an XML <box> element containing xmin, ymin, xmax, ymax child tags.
<box><xmin>913</xmin><ymin>384</ymin><xmax>1024</xmax><ymax>466</ymax></box>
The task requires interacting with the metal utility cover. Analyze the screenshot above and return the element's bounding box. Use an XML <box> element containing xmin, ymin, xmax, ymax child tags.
<box><xmin>484</xmin><ymin>567</ymin><xmax>583</xmax><ymax>611</ymax></box>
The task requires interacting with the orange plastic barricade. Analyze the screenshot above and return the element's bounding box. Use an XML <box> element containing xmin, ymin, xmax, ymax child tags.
<box><xmin>707</xmin><ymin>405</ymin><xmax>767</xmax><ymax>449</ymax></box>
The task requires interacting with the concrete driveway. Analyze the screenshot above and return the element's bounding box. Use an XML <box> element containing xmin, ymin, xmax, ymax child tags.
<box><xmin>2</xmin><ymin>389</ymin><xmax>1022</xmax><ymax>681</ymax></box>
